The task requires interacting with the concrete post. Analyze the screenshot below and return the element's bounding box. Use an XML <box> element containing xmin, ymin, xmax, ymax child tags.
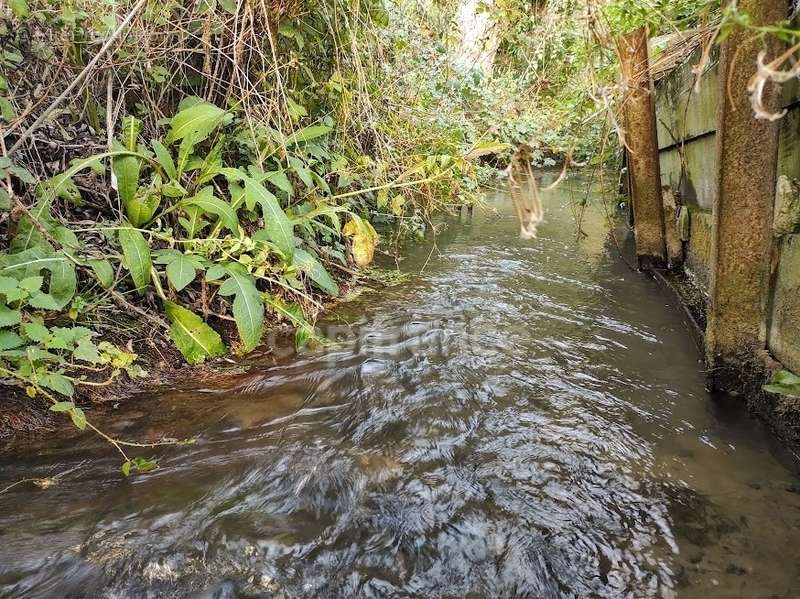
<box><xmin>619</xmin><ymin>27</ymin><xmax>667</xmax><ymax>269</ymax></box>
<box><xmin>706</xmin><ymin>0</ymin><xmax>787</xmax><ymax>387</ymax></box>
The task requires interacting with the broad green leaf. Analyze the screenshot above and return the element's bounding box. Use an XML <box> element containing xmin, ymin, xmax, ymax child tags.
<box><xmin>112</xmin><ymin>136</ymin><xmax>141</xmax><ymax>215</ymax></box>
<box><xmin>377</xmin><ymin>188</ymin><xmax>389</xmax><ymax>210</ymax></box>
<box><xmin>18</xmin><ymin>276</ymin><xmax>43</xmax><ymax>293</ymax></box>
<box><xmin>162</xmin><ymin>180</ymin><xmax>188</xmax><ymax>198</ymax></box>
<box><xmin>264</xmin><ymin>169</ymin><xmax>293</xmax><ymax>196</ymax></box>
<box><xmin>0</xmin><ymin>276</ymin><xmax>18</xmax><ymax>295</ymax></box>
<box><xmin>121</xmin><ymin>461</ymin><xmax>132</xmax><ymax>476</ymax></box>
<box><xmin>180</xmin><ymin>187</ymin><xmax>239</xmax><ymax>235</ymax></box>
<box><xmin>46</xmin><ymin>251</ymin><xmax>77</xmax><ymax>309</ymax></box>
<box><xmin>230</xmin><ymin>183</ymin><xmax>249</xmax><ymax>211</ymax></box>
<box><xmin>49</xmin><ymin>401</ymin><xmax>74</xmax><ymax>412</ymax></box>
<box><xmin>120</xmin><ymin>116</ymin><xmax>141</xmax><ymax>151</ymax></box>
<box><xmin>165</xmin><ymin>101</ymin><xmax>228</xmax><ymax>145</ymax></box>
<box><xmin>0</xmin><ymin>305</ymin><xmax>21</xmax><ymax>327</ymax></box>
<box><xmin>196</xmin><ymin>140</ymin><xmax>224</xmax><ymax>185</ymax></box>
<box><xmin>763</xmin><ymin>370</ymin><xmax>800</xmax><ymax>397</ymax></box>
<box><xmin>774</xmin><ymin>370</ymin><xmax>800</xmax><ymax>386</ymax></box>
<box><xmin>132</xmin><ymin>456</ymin><xmax>158</xmax><ymax>472</ymax></box>
<box><xmin>286</xmin><ymin>97</ymin><xmax>307</xmax><ymax>122</ymax></box>
<box><xmin>204</xmin><ymin>264</ymin><xmax>228</xmax><ymax>281</ymax></box>
<box><xmin>0</xmin><ymin>247</ymin><xmax>50</xmax><ymax>275</ymax></box>
<box><xmin>176</xmin><ymin>132</ymin><xmax>197</xmax><ymax>176</ymax></box>
<box><xmin>310</xmin><ymin>172</ymin><xmax>331</xmax><ymax>195</ymax></box>
<box><xmin>166</xmin><ymin>254</ymin><xmax>198</xmax><ymax>291</ymax></box>
<box><xmin>118</xmin><ymin>226</ymin><xmax>152</xmax><ymax>294</ymax></box>
<box><xmin>764</xmin><ymin>384</ymin><xmax>800</xmax><ymax>397</ymax></box>
<box><xmin>45</xmin><ymin>332</ymin><xmax>71</xmax><ymax>350</ymax></box>
<box><xmin>288</xmin><ymin>156</ymin><xmax>313</xmax><ymax>188</ymax></box>
<box><xmin>295</xmin><ymin>322</ymin><xmax>313</xmax><ymax>349</ymax></box>
<box><xmin>89</xmin><ymin>259</ymin><xmax>114</xmax><ymax>289</ymax></box>
<box><xmin>152</xmin><ymin>140</ymin><xmax>177</xmax><ymax>180</ymax></box>
<box><xmin>48</xmin><ymin>222</ymin><xmax>82</xmax><ymax>252</ymax></box>
<box><xmin>164</xmin><ymin>300</ymin><xmax>225</xmax><ymax>364</ymax></box>
<box><xmin>8</xmin><ymin>164</ymin><xmax>35</xmax><ymax>184</ymax></box>
<box><xmin>113</xmin><ymin>154</ymin><xmax>141</xmax><ymax>213</ymax></box>
<box><xmin>40</xmin><ymin>373</ymin><xmax>74</xmax><ymax>397</ymax></box>
<box><xmin>286</xmin><ymin>124</ymin><xmax>331</xmax><ymax>145</ymax></box>
<box><xmin>391</xmin><ymin>195</ymin><xmax>406</xmax><ymax>215</ymax></box>
<box><xmin>28</xmin><ymin>292</ymin><xmax>59</xmax><ymax>310</ymax></box>
<box><xmin>9</xmin><ymin>0</ymin><xmax>29</xmax><ymax>19</ymax></box>
<box><xmin>293</xmin><ymin>248</ymin><xmax>339</xmax><ymax>296</ymax></box>
<box><xmin>68</xmin><ymin>156</ymin><xmax>104</xmax><ymax>176</ymax></box>
<box><xmin>0</xmin><ymin>97</ymin><xmax>16</xmax><ymax>121</ymax></box>
<box><xmin>0</xmin><ymin>248</ymin><xmax>74</xmax><ymax>302</ymax></box>
<box><xmin>218</xmin><ymin>268</ymin><xmax>264</xmax><ymax>352</ymax></box>
<box><xmin>244</xmin><ymin>178</ymin><xmax>294</xmax><ymax>260</ymax></box>
<box><xmin>74</xmin><ymin>338</ymin><xmax>101</xmax><ymax>363</ymax></box>
<box><xmin>25</xmin><ymin>347</ymin><xmax>60</xmax><ymax>361</ymax></box>
<box><xmin>10</xmin><ymin>207</ymin><xmax>55</xmax><ymax>252</ymax></box>
<box><xmin>0</xmin><ymin>330</ymin><xmax>23</xmax><ymax>350</ymax></box>
<box><xmin>22</xmin><ymin>321</ymin><xmax>49</xmax><ymax>342</ymax></box>
<box><xmin>70</xmin><ymin>406</ymin><xmax>87</xmax><ymax>430</ymax></box>
<box><xmin>125</xmin><ymin>192</ymin><xmax>160</xmax><ymax>227</ymax></box>
<box><xmin>152</xmin><ymin>249</ymin><xmax>182</xmax><ymax>264</ymax></box>
<box><xmin>220</xmin><ymin>167</ymin><xmax>245</xmax><ymax>182</ymax></box>
<box><xmin>49</xmin><ymin>326</ymin><xmax>91</xmax><ymax>345</ymax></box>
<box><xmin>0</xmin><ymin>288</ymin><xmax>23</xmax><ymax>304</ymax></box>
<box><xmin>179</xmin><ymin>206</ymin><xmax>210</xmax><ymax>239</ymax></box>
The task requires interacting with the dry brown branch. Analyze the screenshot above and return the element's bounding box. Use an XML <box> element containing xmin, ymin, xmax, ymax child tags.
<box><xmin>7</xmin><ymin>0</ymin><xmax>149</xmax><ymax>155</ymax></box>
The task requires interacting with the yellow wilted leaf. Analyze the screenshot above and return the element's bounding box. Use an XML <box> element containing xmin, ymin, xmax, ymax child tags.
<box><xmin>343</xmin><ymin>216</ymin><xmax>379</xmax><ymax>267</ymax></box>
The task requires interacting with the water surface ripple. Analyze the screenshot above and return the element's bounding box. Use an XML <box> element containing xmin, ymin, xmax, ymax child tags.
<box><xmin>2</xmin><ymin>180</ymin><xmax>800</xmax><ymax>598</ymax></box>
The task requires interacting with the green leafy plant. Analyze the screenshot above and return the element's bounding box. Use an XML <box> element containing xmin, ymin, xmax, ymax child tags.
<box><xmin>0</xmin><ymin>266</ymin><xmax>162</xmax><ymax>474</ymax></box>
<box><xmin>764</xmin><ymin>370</ymin><xmax>800</xmax><ymax>398</ymax></box>
<box><xmin>35</xmin><ymin>100</ymin><xmax>351</xmax><ymax>364</ymax></box>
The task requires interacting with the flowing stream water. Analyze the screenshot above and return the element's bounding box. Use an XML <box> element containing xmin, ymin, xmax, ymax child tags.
<box><xmin>2</xmin><ymin>175</ymin><xmax>800</xmax><ymax>598</ymax></box>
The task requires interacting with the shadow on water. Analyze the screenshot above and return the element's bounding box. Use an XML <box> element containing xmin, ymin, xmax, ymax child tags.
<box><xmin>1</xmin><ymin>173</ymin><xmax>800</xmax><ymax>598</ymax></box>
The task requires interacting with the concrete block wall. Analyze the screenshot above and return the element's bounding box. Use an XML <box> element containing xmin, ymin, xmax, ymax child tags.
<box><xmin>771</xmin><ymin>86</ymin><xmax>800</xmax><ymax>373</ymax></box>
<box><xmin>654</xmin><ymin>46</ymin><xmax>717</xmax><ymax>289</ymax></box>
<box><xmin>653</xmin><ymin>44</ymin><xmax>800</xmax><ymax>373</ymax></box>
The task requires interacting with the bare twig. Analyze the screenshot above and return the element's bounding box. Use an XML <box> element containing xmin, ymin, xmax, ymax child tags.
<box><xmin>7</xmin><ymin>0</ymin><xmax>148</xmax><ymax>155</ymax></box>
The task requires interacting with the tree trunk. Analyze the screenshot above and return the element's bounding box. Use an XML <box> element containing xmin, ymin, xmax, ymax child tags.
<box><xmin>618</xmin><ymin>27</ymin><xmax>667</xmax><ymax>269</ymax></box>
<box><xmin>453</xmin><ymin>0</ymin><xmax>501</xmax><ymax>77</ymax></box>
<box><xmin>705</xmin><ymin>0</ymin><xmax>788</xmax><ymax>389</ymax></box>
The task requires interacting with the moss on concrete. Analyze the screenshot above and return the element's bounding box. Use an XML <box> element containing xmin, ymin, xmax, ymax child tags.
<box><xmin>769</xmin><ymin>234</ymin><xmax>800</xmax><ymax>373</ymax></box>
<box><xmin>686</xmin><ymin>209</ymin><xmax>713</xmax><ymax>289</ymax></box>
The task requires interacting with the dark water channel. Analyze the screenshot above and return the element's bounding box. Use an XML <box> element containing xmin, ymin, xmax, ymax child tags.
<box><xmin>2</xmin><ymin>176</ymin><xmax>800</xmax><ymax>598</ymax></box>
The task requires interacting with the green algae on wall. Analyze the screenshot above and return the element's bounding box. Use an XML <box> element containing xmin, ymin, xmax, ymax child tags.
<box><xmin>769</xmin><ymin>234</ymin><xmax>800</xmax><ymax>373</ymax></box>
<box><xmin>769</xmin><ymin>104</ymin><xmax>800</xmax><ymax>373</ymax></box>
<box><xmin>686</xmin><ymin>210</ymin><xmax>714</xmax><ymax>287</ymax></box>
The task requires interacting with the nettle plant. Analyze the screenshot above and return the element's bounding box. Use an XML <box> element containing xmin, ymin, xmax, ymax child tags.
<box><xmin>0</xmin><ymin>274</ymin><xmax>141</xmax><ymax>404</ymax></box>
<box><xmin>1</xmin><ymin>169</ymin><xmax>154</xmax><ymax>471</ymax></box>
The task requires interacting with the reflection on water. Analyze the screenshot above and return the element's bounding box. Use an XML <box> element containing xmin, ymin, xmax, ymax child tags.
<box><xmin>1</xmin><ymin>175</ymin><xmax>800</xmax><ymax>598</ymax></box>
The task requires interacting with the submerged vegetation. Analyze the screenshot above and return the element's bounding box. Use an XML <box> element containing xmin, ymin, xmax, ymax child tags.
<box><xmin>2</xmin><ymin>0</ymin><xmax>799</xmax><ymax>467</ymax></box>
